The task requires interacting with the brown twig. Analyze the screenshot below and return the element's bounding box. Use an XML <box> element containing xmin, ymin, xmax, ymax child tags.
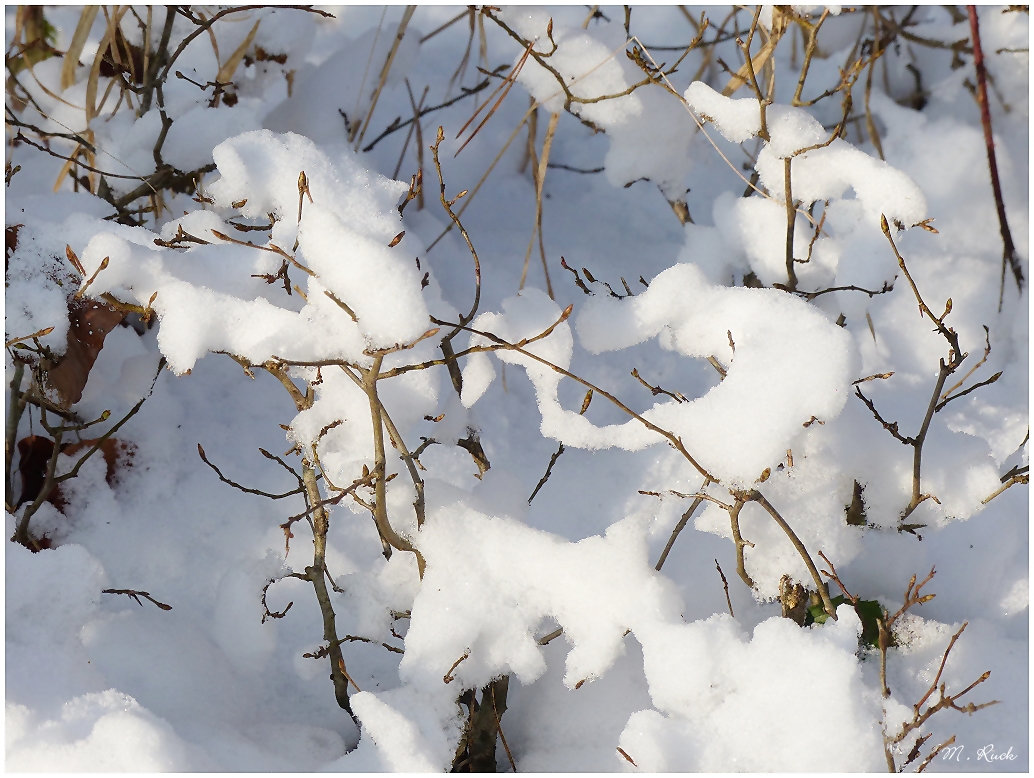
<box><xmin>749</xmin><ymin>489</ymin><xmax>837</xmax><ymax>618</ymax></box>
<box><xmin>616</xmin><ymin>747</ymin><xmax>638</xmax><ymax>767</ymax></box>
<box><xmin>102</xmin><ymin>588</ymin><xmax>172</xmax><ymax>610</ymax></box>
<box><xmin>916</xmin><ymin>735</ymin><xmax>955</xmax><ymax>773</ymax></box>
<box><xmin>537</xmin><ymin>627</ymin><xmax>563</xmax><ymax>646</ymax></box>
<box><xmin>197</xmin><ymin>444</ymin><xmax>305</xmax><ymax>499</ymax></box>
<box><xmin>727</xmin><ymin>494</ymin><xmax>755</xmax><ymax>589</ymax></box>
<box><xmin>631</xmin><ymin>367</ymin><xmax>687</xmax><ymax>403</ymax></box>
<box><xmin>528</xmin><ymin>444</ymin><xmax>564</xmax><ymax>504</ymax></box>
<box><xmin>491</xmin><ymin>684</ymin><xmax>517</xmax><ymax>772</ymax></box>
<box><xmin>654</xmin><ymin>488</ymin><xmax>708</xmax><ymax>571</ymax></box>
<box><xmin>981</xmin><ymin>468</ymin><xmax>1028</xmax><ymax>504</ymax></box>
<box><xmin>430</xmin><ymin>316</ymin><xmax>715</xmax><ymax>482</ymax></box>
<box><xmin>883</xmin><ymin>617</ymin><xmax>999</xmax><ymax>771</ymax></box>
<box><xmin>260</xmin><ymin>577</ymin><xmax>293</xmax><ymax>622</ymax></box>
<box><xmin>715</xmin><ymin>558</ymin><xmax>734</xmax><ymax>617</ymax></box>
<box><xmin>817</xmin><ymin>550</ymin><xmax>859</xmax><ymax>604</ymax></box>
<box><xmin>443</xmin><ymin>650</ymin><xmax>470</xmax><ymax>683</ymax></box>
<box><xmin>968</xmin><ymin>5</ymin><xmax>1024</xmax><ymax>311</ymax></box>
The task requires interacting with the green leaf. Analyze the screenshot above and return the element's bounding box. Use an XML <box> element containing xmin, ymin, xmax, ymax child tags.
<box><xmin>854</xmin><ymin>599</ymin><xmax>884</xmax><ymax>648</ymax></box>
<box><xmin>805</xmin><ymin>595</ymin><xmax>846</xmax><ymax>626</ymax></box>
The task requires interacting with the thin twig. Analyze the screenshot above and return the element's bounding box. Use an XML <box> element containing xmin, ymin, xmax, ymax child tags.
<box><xmin>102</xmin><ymin>588</ymin><xmax>172</xmax><ymax>610</ymax></box>
<box><xmin>968</xmin><ymin>6</ymin><xmax>1024</xmax><ymax>310</ymax></box>
<box><xmin>430</xmin><ymin>316</ymin><xmax>715</xmax><ymax>482</ymax></box>
<box><xmin>916</xmin><ymin>735</ymin><xmax>955</xmax><ymax>773</ymax></box>
<box><xmin>715</xmin><ymin>559</ymin><xmax>734</xmax><ymax>617</ymax></box>
<box><xmin>655</xmin><ymin>489</ymin><xmax>707</xmax><ymax>571</ymax></box>
<box><xmin>528</xmin><ymin>444</ymin><xmax>564</xmax><ymax>503</ymax></box>
<box><xmin>443</xmin><ymin>650</ymin><xmax>470</xmax><ymax>683</ymax></box>
<box><xmin>491</xmin><ymin>684</ymin><xmax>517</xmax><ymax>772</ymax></box>
<box><xmin>197</xmin><ymin>444</ymin><xmax>304</xmax><ymax>499</ymax></box>
<box><xmin>749</xmin><ymin>489</ymin><xmax>836</xmax><ymax>618</ymax></box>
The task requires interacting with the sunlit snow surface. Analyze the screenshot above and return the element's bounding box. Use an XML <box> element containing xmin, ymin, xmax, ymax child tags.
<box><xmin>5</xmin><ymin>5</ymin><xmax>1028</xmax><ymax>772</ymax></box>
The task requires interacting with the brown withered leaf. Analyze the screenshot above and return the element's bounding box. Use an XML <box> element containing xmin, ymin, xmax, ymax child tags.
<box><xmin>16</xmin><ymin>435</ymin><xmax>54</xmax><ymax>507</ymax></box>
<box><xmin>17</xmin><ymin>435</ymin><xmax>136</xmax><ymax>512</ymax></box>
<box><xmin>255</xmin><ymin>46</ymin><xmax>288</xmax><ymax>64</ymax></box>
<box><xmin>62</xmin><ymin>437</ymin><xmax>137</xmax><ymax>484</ymax></box>
<box><xmin>45</xmin><ymin>298</ymin><xmax>126</xmax><ymax>408</ymax></box>
<box><xmin>6</xmin><ymin>224</ymin><xmax>22</xmax><ymax>271</ymax></box>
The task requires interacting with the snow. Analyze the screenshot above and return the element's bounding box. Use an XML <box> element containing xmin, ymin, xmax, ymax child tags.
<box><xmin>684</xmin><ymin>81</ymin><xmax>761</xmax><ymax>143</ymax></box>
<box><xmin>571</xmin><ymin>263</ymin><xmax>856</xmax><ymax>485</ymax></box>
<box><xmin>5</xmin><ymin>5</ymin><xmax>1028</xmax><ymax>773</ymax></box>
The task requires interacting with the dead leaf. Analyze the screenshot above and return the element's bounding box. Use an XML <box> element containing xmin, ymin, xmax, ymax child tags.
<box><xmin>17</xmin><ymin>434</ymin><xmax>136</xmax><ymax>512</ymax></box>
<box><xmin>45</xmin><ymin>297</ymin><xmax>125</xmax><ymax>407</ymax></box>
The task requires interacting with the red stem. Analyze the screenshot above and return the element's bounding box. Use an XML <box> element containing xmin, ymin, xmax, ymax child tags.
<box><xmin>967</xmin><ymin>5</ymin><xmax>1023</xmax><ymax>308</ymax></box>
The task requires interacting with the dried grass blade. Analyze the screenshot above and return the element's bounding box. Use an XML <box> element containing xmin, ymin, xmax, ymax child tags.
<box><xmin>86</xmin><ymin>11</ymin><xmax>118</xmax><ymax>123</ymax></box>
<box><xmin>453</xmin><ymin>41</ymin><xmax>530</xmax><ymax>141</ymax></box>
<box><xmin>355</xmin><ymin>6</ymin><xmax>417</xmax><ymax>151</ymax></box>
<box><xmin>61</xmin><ymin>7</ymin><xmax>100</xmax><ymax>91</ymax></box>
<box><xmin>216</xmin><ymin>19</ymin><xmax>261</xmax><ymax>87</ymax></box>
<box><xmin>454</xmin><ymin>43</ymin><xmax>532</xmax><ymax>158</ymax></box>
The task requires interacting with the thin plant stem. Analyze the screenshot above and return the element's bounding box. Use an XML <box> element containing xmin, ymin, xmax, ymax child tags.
<box><xmin>968</xmin><ymin>5</ymin><xmax>1024</xmax><ymax>310</ymax></box>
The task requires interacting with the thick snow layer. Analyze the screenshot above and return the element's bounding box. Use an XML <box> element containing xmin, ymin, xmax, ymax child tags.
<box><xmin>77</xmin><ymin>130</ymin><xmax>428</xmax><ymax>373</ymax></box>
<box><xmin>535</xmin><ymin>264</ymin><xmax>856</xmax><ymax>485</ymax></box>
<box><xmin>684</xmin><ymin>81</ymin><xmax>761</xmax><ymax>143</ymax></box>
<box><xmin>687</xmin><ymin>82</ymin><xmax>928</xmax><ymax>227</ymax></box>
<box><xmin>5</xmin><ymin>5</ymin><xmax>1027</xmax><ymax>773</ymax></box>
<box><xmin>396</xmin><ymin>508</ymin><xmax>883</xmax><ymax>771</ymax></box>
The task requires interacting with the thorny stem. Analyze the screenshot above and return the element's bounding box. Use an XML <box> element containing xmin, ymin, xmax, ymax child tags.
<box><xmin>968</xmin><ymin>6</ymin><xmax>1024</xmax><ymax>310</ymax></box>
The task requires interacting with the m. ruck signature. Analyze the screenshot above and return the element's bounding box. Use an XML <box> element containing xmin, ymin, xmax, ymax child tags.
<box><xmin>940</xmin><ymin>743</ymin><xmax>1018</xmax><ymax>764</ymax></box>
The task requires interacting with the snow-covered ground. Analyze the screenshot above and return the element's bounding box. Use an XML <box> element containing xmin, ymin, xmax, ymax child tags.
<box><xmin>5</xmin><ymin>5</ymin><xmax>1028</xmax><ymax>772</ymax></box>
